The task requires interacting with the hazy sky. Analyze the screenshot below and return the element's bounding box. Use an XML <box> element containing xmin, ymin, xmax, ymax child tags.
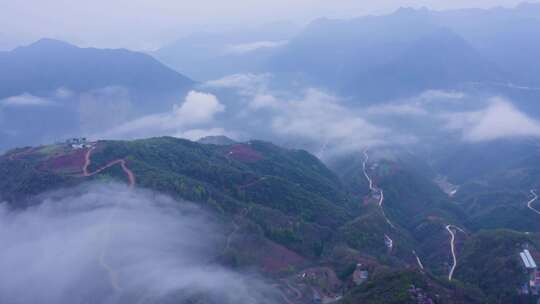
<box><xmin>0</xmin><ymin>0</ymin><xmax>532</xmax><ymax>50</ymax></box>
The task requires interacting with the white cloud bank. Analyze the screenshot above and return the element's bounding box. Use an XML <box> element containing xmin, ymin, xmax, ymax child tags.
<box><xmin>418</xmin><ymin>90</ymin><xmax>466</xmax><ymax>101</ymax></box>
<box><xmin>102</xmin><ymin>91</ymin><xmax>226</xmax><ymax>140</ymax></box>
<box><xmin>267</xmin><ymin>89</ymin><xmax>389</xmax><ymax>150</ymax></box>
<box><xmin>204</xmin><ymin>73</ymin><xmax>271</xmax><ymax>96</ymax></box>
<box><xmin>224</xmin><ymin>40</ymin><xmax>288</xmax><ymax>54</ymax></box>
<box><xmin>444</xmin><ymin>97</ymin><xmax>540</xmax><ymax>142</ymax></box>
<box><xmin>0</xmin><ymin>93</ymin><xmax>55</xmax><ymax>107</ymax></box>
<box><xmin>0</xmin><ymin>183</ymin><xmax>277</xmax><ymax>304</ymax></box>
<box><xmin>205</xmin><ymin>74</ymin><xmax>416</xmax><ymax>155</ymax></box>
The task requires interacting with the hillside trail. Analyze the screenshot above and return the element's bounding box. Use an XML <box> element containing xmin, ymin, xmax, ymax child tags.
<box><xmin>413</xmin><ymin>250</ymin><xmax>425</xmax><ymax>270</ymax></box>
<box><xmin>237</xmin><ymin>176</ymin><xmax>268</xmax><ymax>190</ymax></box>
<box><xmin>362</xmin><ymin>150</ymin><xmax>395</xmax><ymax>228</ymax></box>
<box><xmin>363</xmin><ymin>150</ymin><xmax>396</xmax><ymax>248</ymax></box>
<box><xmin>527</xmin><ymin>189</ymin><xmax>540</xmax><ymax>215</ymax></box>
<box><xmin>83</xmin><ymin>146</ymin><xmax>136</xmax><ymax>186</ymax></box>
<box><xmin>224</xmin><ymin>221</ymin><xmax>240</xmax><ymax>253</ymax></box>
<box><xmin>446</xmin><ymin>224</ymin><xmax>466</xmax><ymax>281</ymax></box>
<box><xmin>83</xmin><ymin>146</ymin><xmax>136</xmax><ymax>294</ymax></box>
<box><xmin>364</xmin><ymin>150</ymin><xmax>428</xmax><ymax>272</ymax></box>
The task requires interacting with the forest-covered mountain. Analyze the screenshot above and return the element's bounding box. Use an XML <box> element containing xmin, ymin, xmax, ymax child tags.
<box><xmin>3</xmin><ymin>137</ymin><xmax>540</xmax><ymax>303</ymax></box>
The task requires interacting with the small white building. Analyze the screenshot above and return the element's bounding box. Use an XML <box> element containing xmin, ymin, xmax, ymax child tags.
<box><xmin>352</xmin><ymin>264</ymin><xmax>369</xmax><ymax>286</ymax></box>
<box><xmin>519</xmin><ymin>249</ymin><xmax>539</xmax><ymax>295</ymax></box>
<box><xmin>66</xmin><ymin>138</ymin><xmax>91</xmax><ymax>149</ymax></box>
<box><xmin>521</xmin><ymin>249</ymin><xmax>537</xmax><ymax>270</ymax></box>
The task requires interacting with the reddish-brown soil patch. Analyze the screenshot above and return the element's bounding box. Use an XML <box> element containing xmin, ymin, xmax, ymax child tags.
<box><xmin>261</xmin><ymin>241</ymin><xmax>305</xmax><ymax>274</ymax></box>
<box><xmin>39</xmin><ymin>149</ymin><xmax>87</xmax><ymax>174</ymax></box>
<box><xmin>7</xmin><ymin>147</ymin><xmax>38</xmax><ymax>161</ymax></box>
<box><xmin>226</xmin><ymin>144</ymin><xmax>263</xmax><ymax>162</ymax></box>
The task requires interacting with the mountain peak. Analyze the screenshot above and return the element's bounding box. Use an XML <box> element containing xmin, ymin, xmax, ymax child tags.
<box><xmin>197</xmin><ymin>135</ymin><xmax>237</xmax><ymax>146</ymax></box>
<box><xmin>393</xmin><ymin>6</ymin><xmax>431</xmax><ymax>17</ymax></box>
<box><xmin>27</xmin><ymin>38</ymin><xmax>77</xmax><ymax>49</ymax></box>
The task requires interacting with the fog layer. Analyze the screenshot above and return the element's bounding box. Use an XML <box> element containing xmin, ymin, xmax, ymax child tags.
<box><xmin>0</xmin><ymin>183</ymin><xmax>277</xmax><ymax>304</ymax></box>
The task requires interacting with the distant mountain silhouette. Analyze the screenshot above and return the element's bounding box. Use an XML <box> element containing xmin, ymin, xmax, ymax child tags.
<box><xmin>153</xmin><ymin>22</ymin><xmax>299</xmax><ymax>80</ymax></box>
<box><xmin>152</xmin><ymin>5</ymin><xmax>540</xmax><ymax>102</ymax></box>
<box><xmin>0</xmin><ymin>39</ymin><xmax>195</xmax><ymax>152</ymax></box>
<box><xmin>267</xmin><ymin>9</ymin><xmax>504</xmax><ymax>101</ymax></box>
<box><xmin>0</xmin><ymin>38</ymin><xmax>194</xmax><ymax>100</ymax></box>
<box><xmin>340</xmin><ymin>28</ymin><xmax>503</xmax><ymax>100</ymax></box>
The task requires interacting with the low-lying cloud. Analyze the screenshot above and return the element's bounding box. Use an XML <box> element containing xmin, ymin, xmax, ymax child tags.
<box><xmin>264</xmin><ymin>89</ymin><xmax>390</xmax><ymax>152</ymax></box>
<box><xmin>79</xmin><ymin>86</ymin><xmax>134</xmax><ymax>133</ymax></box>
<box><xmin>0</xmin><ymin>183</ymin><xmax>277</xmax><ymax>304</ymax></box>
<box><xmin>0</xmin><ymin>93</ymin><xmax>55</xmax><ymax>107</ymax></box>
<box><xmin>224</xmin><ymin>40</ymin><xmax>288</xmax><ymax>54</ymax></box>
<box><xmin>101</xmin><ymin>91</ymin><xmax>226</xmax><ymax>140</ymax></box>
<box><xmin>444</xmin><ymin>97</ymin><xmax>540</xmax><ymax>142</ymax></box>
<box><xmin>205</xmin><ymin>74</ymin><xmax>417</xmax><ymax>155</ymax></box>
<box><xmin>204</xmin><ymin>73</ymin><xmax>271</xmax><ymax>96</ymax></box>
<box><xmin>418</xmin><ymin>89</ymin><xmax>466</xmax><ymax>101</ymax></box>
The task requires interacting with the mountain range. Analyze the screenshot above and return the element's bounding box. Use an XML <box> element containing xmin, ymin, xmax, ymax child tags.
<box><xmin>3</xmin><ymin>3</ymin><xmax>540</xmax><ymax>303</ymax></box>
<box><xmin>154</xmin><ymin>3</ymin><xmax>540</xmax><ymax>101</ymax></box>
<box><xmin>3</xmin><ymin>136</ymin><xmax>540</xmax><ymax>303</ymax></box>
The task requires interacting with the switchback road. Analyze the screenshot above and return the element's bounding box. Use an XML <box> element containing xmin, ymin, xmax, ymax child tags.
<box><xmin>446</xmin><ymin>224</ymin><xmax>465</xmax><ymax>281</ymax></box>
<box><xmin>527</xmin><ymin>190</ymin><xmax>540</xmax><ymax>215</ymax></box>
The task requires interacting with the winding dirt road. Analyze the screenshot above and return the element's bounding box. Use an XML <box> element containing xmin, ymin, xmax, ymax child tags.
<box><xmin>224</xmin><ymin>222</ymin><xmax>240</xmax><ymax>252</ymax></box>
<box><xmin>527</xmin><ymin>190</ymin><xmax>540</xmax><ymax>215</ymax></box>
<box><xmin>446</xmin><ymin>224</ymin><xmax>465</xmax><ymax>281</ymax></box>
<box><xmin>362</xmin><ymin>150</ymin><xmax>398</xmax><ymax>255</ymax></box>
<box><xmin>83</xmin><ymin>147</ymin><xmax>135</xmax><ymax>187</ymax></box>
<box><xmin>83</xmin><ymin>146</ymin><xmax>136</xmax><ymax>293</ymax></box>
<box><xmin>362</xmin><ymin>150</ymin><xmax>374</xmax><ymax>191</ymax></box>
<box><xmin>363</xmin><ymin>150</ymin><xmax>395</xmax><ymax>230</ymax></box>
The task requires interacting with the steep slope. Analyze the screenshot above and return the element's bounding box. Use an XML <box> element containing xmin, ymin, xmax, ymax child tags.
<box><xmin>341</xmin><ymin>269</ymin><xmax>484</xmax><ymax>304</ymax></box>
<box><xmin>435</xmin><ymin>2</ymin><xmax>540</xmax><ymax>87</ymax></box>
<box><xmin>333</xmin><ymin>151</ymin><xmax>470</xmax><ymax>277</ymax></box>
<box><xmin>455</xmin><ymin>230</ymin><xmax>538</xmax><ymax>303</ymax></box>
<box><xmin>342</xmin><ymin>29</ymin><xmax>502</xmax><ymax>100</ymax></box>
<box><xmin>3</xmin><ymin>138</ymin><xmax>540</xmax><ymax>303</ymax></box>
<box><xmin>0</xmin><ymin>137</ymin><xmax>353</xmax><ymax>261</ymax></box>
